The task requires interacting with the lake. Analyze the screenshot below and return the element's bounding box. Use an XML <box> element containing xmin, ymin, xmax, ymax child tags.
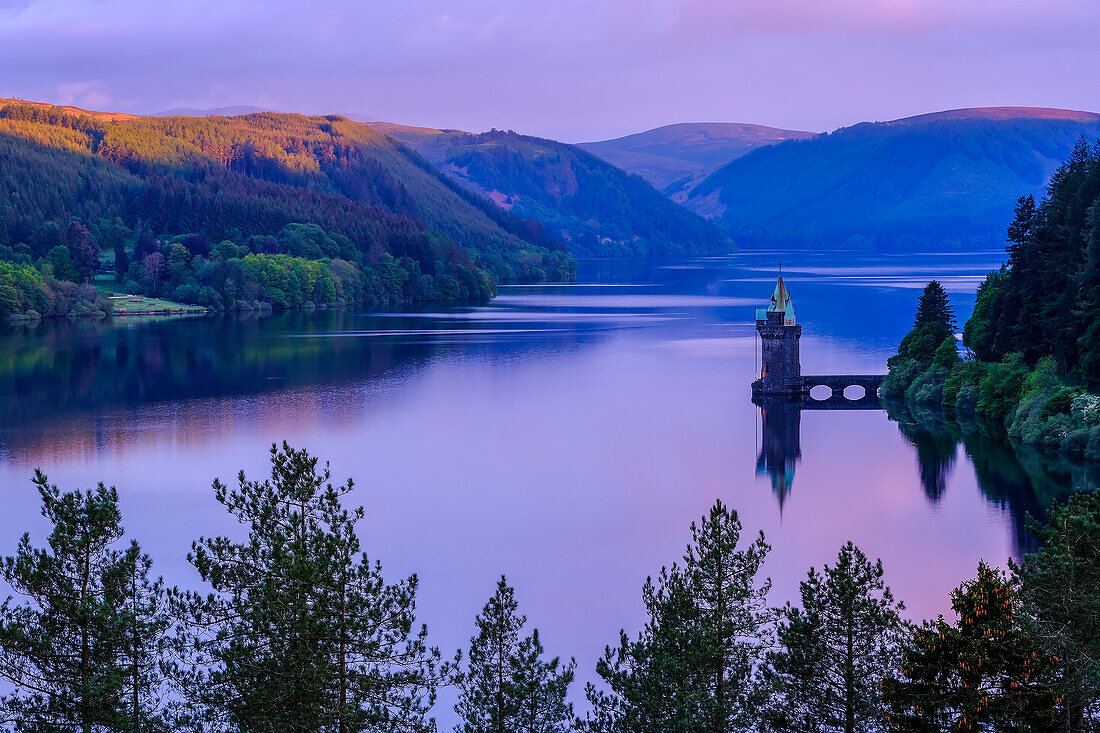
<box><xmin>0</xmin><ymin>249</ymin><xmax>1093</xmax><ymax>722</ymax></box>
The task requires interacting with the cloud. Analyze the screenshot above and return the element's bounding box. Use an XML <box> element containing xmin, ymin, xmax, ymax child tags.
<box><xmin>55</xmin><ymin>80</ymin><xmax>112</xmax><ymax>109</ymax></box>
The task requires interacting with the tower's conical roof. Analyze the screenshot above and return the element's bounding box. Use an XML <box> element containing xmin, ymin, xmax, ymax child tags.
<box><xmin>767</xmin><ymin>276</ymin><xmax>795</xmax><ymax>322</ymax></box>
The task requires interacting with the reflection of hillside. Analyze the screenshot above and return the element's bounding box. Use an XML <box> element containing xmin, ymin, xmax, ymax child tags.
<box><xmin>0</xmin><ymin>309</ymin><xmax>597</xmax><ymax>460</ymax></box>
<box><xmin>887</xmin><ymin>403</ymin><xmax>1099</xmax><ymax>557</ymax></box>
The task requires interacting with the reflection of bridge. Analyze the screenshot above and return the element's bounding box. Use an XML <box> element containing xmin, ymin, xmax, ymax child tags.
<box><xmin>753</xmin><ymin>391</ymin><xmax>885</xmax><ymax>510</ymax></box>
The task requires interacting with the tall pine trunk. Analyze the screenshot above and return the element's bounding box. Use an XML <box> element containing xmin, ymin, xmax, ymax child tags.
<box><xmin>80</xmin><ymin>541</ymin><xmax>92</xmax><ymax>733</ymax></box>
<box><xmin>845</xmin><ymin>611</ymin><xmax>854</xmax><ymax>733</ymax></box>
<box><xmin>131</xmin><ymin>565</ymin><xmax>141</xmax><ymax>733</ymax></box>
<box><xmin>715</xmin><ymin>552</ymin><xmax>726</xmax><ymax>733</ymax></box>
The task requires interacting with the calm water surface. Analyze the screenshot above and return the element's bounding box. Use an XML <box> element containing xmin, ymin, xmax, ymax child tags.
<box><xmin>1</xmin><ymin>250</ymin><xmax>1094</xmax><ymax>720</ymax></box>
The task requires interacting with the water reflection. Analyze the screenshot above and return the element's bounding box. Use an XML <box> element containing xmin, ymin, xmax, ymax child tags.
<box><xmin>754</xmin><ymin>398</ymin><xmax>801</xmax><ymax>511</ymax></box>
<box><xmin>1</xmin><ymin>251</ymin><xmax>1096</xmax><ymax>728</ymax></box>
<box><xmin>890</xmin><ymin>406</ymin><xmax>1100</xmax><ymax>556</ymax></box>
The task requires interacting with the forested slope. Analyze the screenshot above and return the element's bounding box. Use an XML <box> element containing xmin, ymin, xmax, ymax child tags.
<box><xmin>382</xmin><ymin>126</ymin><xmax>734</xmax><ymax>257</ymax></box>
<box><xmin>673</xmin><ymin>108</ymin><xmax>1100</xmax><ymax>250</ymax></box>
<box><xmin>0</xmin><ymin>102</ymin><xmax>573</xmax><ymax>316</ymax></box>
<box><xmin>883</xmin><ymin>140</ymin><xmax>1100</xmax><ymax>460</ymax></box>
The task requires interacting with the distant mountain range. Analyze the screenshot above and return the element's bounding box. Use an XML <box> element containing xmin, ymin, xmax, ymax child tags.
<box><xmin>4</xmin><ymin>98</ymin><xmax>1099</xmax><ymax>260</ymax></box>
<box><xmin>667</xmin><ymin>107</ymin><xmax>1100</xmax><ymax>250</ymax></box>
<box><xmin>578</xmin><ymin>122</ymin><xmax>815</xmax><ymax>189</ymax></box>
<box><xmin>377</xmin><ymin>123</ymin><xmax>734</xmax><ymax>256</ymax></box>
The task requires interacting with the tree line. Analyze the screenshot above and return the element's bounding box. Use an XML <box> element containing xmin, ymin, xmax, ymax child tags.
<box><xmin>883</xmin><ymin>138</ymin><xmax>1100</xmax><ymax>461</ymax></box>
<box><xmin>0</xmin><ymin>102</ymin><xmax>576</xmax><ymax>319</ymax></box>
<box><xmin>2</xmin><ymin>443</ymin><xmax>1099</xmax><ymax>732</ymax></box>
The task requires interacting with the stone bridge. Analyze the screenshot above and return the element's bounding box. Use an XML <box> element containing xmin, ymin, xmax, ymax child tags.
<box><xmin>797</xmin><ymin>375</ymin><xmax>885</xmax><ymax>410</ymax></box>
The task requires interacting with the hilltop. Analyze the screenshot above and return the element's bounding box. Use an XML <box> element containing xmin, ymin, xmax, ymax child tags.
<box><xmin>671</xmin><ymin>107</ymin><xmax>1100</xmax><ymax>250</ymax></box>
<box><xmin>379</xmin><ymin>124</ymin><xmax>734</xmax><ymax>257</ymax></box>
<box><xmin>578</xmin><ymin>122</ymin><xmax>815</xmax><ymax>189</ymax></box>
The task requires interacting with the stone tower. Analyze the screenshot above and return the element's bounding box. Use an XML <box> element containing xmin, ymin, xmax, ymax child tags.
<box><xmin>752</xmin><ymin>276</ymin><xmax>802</xmax><ymax>396</ymax></box>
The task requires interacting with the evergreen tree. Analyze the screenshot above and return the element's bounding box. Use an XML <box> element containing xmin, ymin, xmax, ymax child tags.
<box><xmin>889</xmin><ymin>281</ymin><xmax>959</xmax><ymax>369</ymax></box>
<box><xmin>1005</xmin><ymin>195</ymin><xmax>1037</xmax><ymax>259</ymax></box>
<box><xmin>584</xmin><ymin>500</ymin><xmax>772</xmax><ymax>733</ymax></box>
<box><xmin>67</xmin><ymin>221</ymin><xmax>100</xmax><ymax>284</ymax></box>
<box><xmin>913</xmin><ymin>281</ymin><xmax>956</xmax><ymax>334</ymax></box>
<box><xmin>762</xmin><ymin>542</ymin><xmax>905</xmax><ymax>733</ymax></box>
<box><xmin>115</xmin><ymin>542</ymin><xmax>171</xmax><ymax>733</ymax></box>
<box><xmin>454</xmin><ymin>577</ymin><xmax>574</xmax><ymax>733</ymax></box>
<box><xmin>1012</xmin><ymin>493</ymin><xmax>1100</xmax><ymax>733</ymax></box>
<box><xmin>882</xmin><ymin>562</ymin><xmax>1060</xmax><ymax>733</ymax></box>
<box><xmin>961</xmin><ymin>139</ymin><xmax>1100</xmax><ymax>381</ymax></box>
<box><xmin>0</xmin><ymin>471</ymin><xmax>169</xmax><ymax>733</ymax></box>
<box><xmin>110</xmin><ymin>220</ymin><xmax>130</xmax><ymax>283</ymax></box>
<box><xmin>174</xmin><ymin>443</ymin><xmax>446</xmax><ymax>733</ymax></box>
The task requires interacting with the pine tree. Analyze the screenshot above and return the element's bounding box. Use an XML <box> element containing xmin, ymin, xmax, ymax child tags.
<box><xmin>584</xmin><ymin>500</ymin><xmax>772</xmax><ymax>733</ymax></box>
<box><xmin>0</xmin><ymin>471</ymin><xmax>169</xmax><ymax>733</ymax></box>
<box><xmin>67</xmin><ymin>220</ymin><xmax>100</xmax><ymax>284</ymax></box>
<box><xmin>882</xmin><ymin>562</ymin><xmax>1060</xmax><ymax>733</ymax></box>
<box><xmin>454</xmin><ymin>577</ymin><xmax>574</xmax><ymax>733</ymax></box>
<box><xmin>174</xmin><ymin>443</ymin><xmax>446</xmax><ymax>733</ymax></box>
<box><xmin>114</xmin><ymin>542</ymin><xmax>171</xmax><ymax>733</ymax></box>
<box><xmin>762</xmin><ymin>543</ymin><xmax>905</xmax><ymax>733</ymax></box>
<box><xmin>1012</xmin><ymin>493</ymin><xmax>1100</xmax><ymax>733</ymax></box>
<box><xmin>1005</xmin><ymin>195</ymin><xmax>1037</xmax><ymax>261</ymax></box>
<box><xmin>913</xmin><ymin>281</ymin><xmax>956</xmax><ymax>333</ymax></box>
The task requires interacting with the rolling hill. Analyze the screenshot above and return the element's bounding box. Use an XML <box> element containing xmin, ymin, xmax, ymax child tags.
<box><xmin>378</xmin><ymin>125</ymin><xmax>734</xmax><ymax>257</ymax></box>
<box><xmin>671</xmin><ymin>107</ymin><xmax>1100</xmax><ymax>251</ymax></box>
<box><xmin>0</xmin><ymin>100</ymin><xmax>573</xmax><ymax>304</ymax></box>
<box><xmin>578</xmin><ymin>122</ymin><xmax>815</xmax><ymax>189</ymax></box>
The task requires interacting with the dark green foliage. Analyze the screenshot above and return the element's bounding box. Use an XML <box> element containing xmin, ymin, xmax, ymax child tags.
<box><xmin>886</xmin><ymin>170</ymin><xmax>1100</xmax><ymax>454</ymax></box>
<box><xmin>1012</xmin><ymin>493</ymin><xmax>1100</xmax><ymax>731</ymax></box>
<box><xmin>882</xmin><ymin>563</ymin><xmax>1060</xmax><ymax>733</ymax></box>
<box><xmin>0</xmin><ymin>472</ymin><xmax>170</xmax><ymax>732</ymax></box>
<box><xmin>932</xmin><ymin>338</ymin><xmax>962</xmax><ymax>369</ymax></box>
<box><xmin>942</xmin><ymin>361</ymin><xmax>990</xmax><ymax>415</ymax></box>
<box><xmin>388</xmin><ymin>129</ymin><xmax>734</xmax><ymax>257</ymax></box>
<box><xmin>584</xmin><ymin>500</ymin><xmax>772</xmax><ymax>733</ymax></box>
<box><xmin>888</xmin><ymin>282</ymin><xmax>958</xmax><ymax>373</ymax></box>
<box><xmin>976</xmin><ymin>354</ymin><xmax>1031</xmax><ymax>424</ymax></box>
<box><xmin>67</xmin><ymin>221</ymin><xmax>100</xmax><ymax>283</ymax></box>
<box><xmin>761</xmin><ymin>542</ymin><xmax>905</xmax><ymax>733</ymax></box>
<box><xmin>454</xmin><ymin>577</ymin><xmax>575</xmax><ymax>733</ymax></box>
<box><xmin>0</xmin><ymin>102</ymin><xmax>575</xmax><ymax>309</ymax></box>
<box><xmin>962</xmin><ymin>138</ymin><xmax>1100</xmax><ymax>387</ymax></box>
<box><xmin>962</xmin><ymin>270</ymin><xmax>1006</xmax><ymax>363</ymax></box>
<box><xmin>0</xmin><ymin>259</ymin><xmax>111</xmax><ymax>319</ymax></box>
<box><xmin>174</xmin><ymin>442</ymin><xmax>445</xmax><ymax>733</ymax></box>
<box><xmin>914</xmin><ymin>281</ymin><xmax>956</xmax><ymax>334</ymax></box>
<box><xmin>673</xmin><ymin>111</ymin><xmax>1100</xmax><ymax>251</ymax></box>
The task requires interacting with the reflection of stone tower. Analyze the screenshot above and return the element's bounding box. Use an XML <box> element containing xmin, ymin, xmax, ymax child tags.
<box><xmin>755</xmin><ymin>397</ymin><xmax>802</xmax><ymax>511</ymax></box>
<box><xmin>752</xmin><ymin>277</ymin><xmax>802</xmax><ymax>397</ymax></box>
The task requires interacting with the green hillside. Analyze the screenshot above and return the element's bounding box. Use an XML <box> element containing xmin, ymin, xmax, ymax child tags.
<box><xmin>380</xmin><ymin>126</ymin><xmax>734</xmax><ymax>257</ymax></box>
<box><xmin>578</xmin><ymin>122</ymin><xmax>814</xmax><ymax>188</ymax></box>
<box><xmin>0</xmin><ymin>101</ymin><xmax>573</xmax><ymax>317</ymax></box>
<box><xmin>672</xmin><ymin>108</ymin><xmax>1100</xmax><ymax>250</ymax></box>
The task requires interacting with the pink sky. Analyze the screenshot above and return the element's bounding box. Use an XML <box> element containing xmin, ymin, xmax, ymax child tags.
<box><xmin>1</xmin><ymin>0</ymin><xmax>1098</xmax><ymax>140</ymax></box>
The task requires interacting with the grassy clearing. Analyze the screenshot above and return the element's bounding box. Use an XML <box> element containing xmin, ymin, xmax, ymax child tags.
<box><xmin>92</xmin><ymin>275</ymin><xmax>207</xmax><ymax>316</ymax></box>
